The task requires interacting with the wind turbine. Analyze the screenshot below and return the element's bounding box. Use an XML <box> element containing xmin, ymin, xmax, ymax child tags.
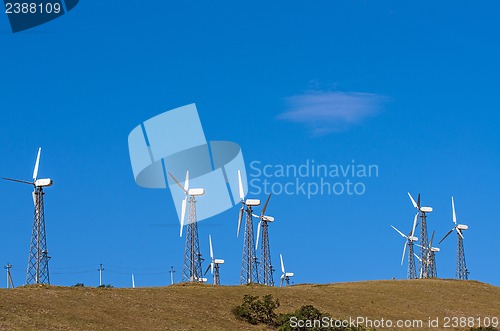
<box><xmin>415</xmin><ymin>231</ymin><xmax>439</xmax><ymax>278</ymax></box>
<box><xmin>169</xmin><ymin>171</ymin><xmax>206</xmax><ymax>283</ymax></box>
<box><xmin>237</xmin><ymin>170</ymin><xmax>260</xmax><ymax>284</ymax></box>
<box><xmin>391</xmin><ymin>212</ymin><xmax>419</xmax><ymax>279</ymax></box>
<box><xmin>3</xmin><ymin>147</ymin><xmax>53</xmax><ymax>285</ymax></box>
<box><xmin>439</xmin><ymin>196</ymin><xmax>469</xmax><ymax>280</ymax></box>
<box><xmin>279</xmin><ymin>254</ymin><xmax>294</xmax><ymax>287</ymax></box>
<box><xmin>408</xmin><ymin>192</ymin><xmax>433</xmax><ymax>278</ymax></box>
<box><xmin>254</xmin><ymin>194</ymin><xmax>275</xmax><ymax>286</ymax></box>
<box><xmin>4</xmin><ymin>264</ymin><xmax>14</xmax><ymax>289</ymax></box>
<box><xmin>205</xmin><ymin>235</ymin><xmax>224</xmax><ymax>286</ymax></box>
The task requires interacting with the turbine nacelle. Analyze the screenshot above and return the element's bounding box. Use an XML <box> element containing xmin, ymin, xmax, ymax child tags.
<box><xmin>188</xmin><ymin>188</ymin><xmax>205</xmax><ymax>196</ymax></box>
<box><xmin>420</xmin><ymin>207</ymin><xmax>433</xmax><ymax>213</ymax></box>
<box><xmin>408</xmin><ymin>192</ymin><xmax>433</xmax><ymax>213</ymax></box>
<box><xmin>245</xmin><ymin>199</ymin><xmax>260</xmax><ymax>206</ymax></box>
<box><xmin>252</xmin><ymin>214</ymin><xmax>275</xmax><ymax>222</ymax></box>
<box><xmin>214</xmin><ymin>259</ymin><xmax>225</xmax><ymax>264</ymax></box>
<box><xmin>457</xmin><ymin>224</ymin><xmax>468</xmax><ymax>230</ymax></box>
<box><xmin>35</xmin><ymin>178</ymin><xmax>53</xmax><ymax>187</ymax></box>
<box><xmin>430</xmin><ymin>247</ymin><xmax>440</xmax><ymax>252</ymax></box>
<box><xmin>408</xmin><ymin>236</ymin><xmax>418</xmax><ymax>242</ymax></box>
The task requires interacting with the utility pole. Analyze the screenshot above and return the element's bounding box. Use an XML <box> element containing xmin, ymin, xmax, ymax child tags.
<box><xmin>4</xmin><ymin>263</ymin><xmax>14</xmax><ymax>289</ymax></box>
<box><xmin>98</xmin><ymin>264</ymin><xmax>104</xmax><ymax>286</ymax></box>
<box><xmin>169</xmin><ymin>266</ymin><xmax>175</xmax><ymax>285</ymax></box>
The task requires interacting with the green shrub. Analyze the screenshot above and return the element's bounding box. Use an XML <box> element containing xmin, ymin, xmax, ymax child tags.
<box><xmin>232</xmin><ymin>294</ymin><xmax>280</xmax><ymax>326</ymax></box>
<box><xmin>97</xmin><ymin>284</ymin><xmax>114</xmax><ymax>288</ymax></box>
<box><xmin>233</xmin><ymin>295</ymin><xmax>365</xmax><ymax>330</ymax></box>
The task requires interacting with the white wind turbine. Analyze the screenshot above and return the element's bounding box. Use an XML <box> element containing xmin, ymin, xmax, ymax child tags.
<box><xmin>439</xmin><ymin>196</ymin><xmax>469</xmax><ymax>280</ymax></box>
<box><xmin>169</xmin><ymin>171</ymin><xmax>206</xmax><ymax>283</ymax></box>
<box><xmin>3</xmin><ymin>147</ymin><xmax>53</xmax><ymax>285</ymax></box>
<box><xmin>237</xmin><ymin>169</ymin><xmax>260</xmax><ymax>284</ymax></box>
<box><xmin>279</xmin><ymin>254</ymin><xmax>294</xmax><ymax>287</ymax></box>
<box><xmin>205</xmin><ymin>235</ymin><xmax>224</xmax><ymax>286</ymax></box>
<box><xmin>391</xmin><ymin>212</ymin><xmax>419</xmax><ymax>279</ymax></box>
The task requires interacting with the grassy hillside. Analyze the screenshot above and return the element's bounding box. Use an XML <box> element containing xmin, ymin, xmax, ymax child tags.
<box><xmin>0</xmin><ymin>279</ymin><xmax>498</xmax><ymax>330</ymax></box>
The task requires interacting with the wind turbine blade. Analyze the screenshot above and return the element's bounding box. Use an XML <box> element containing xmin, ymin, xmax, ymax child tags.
<box><xmin>211</xmin><ymin>262</ymin><xmax>214</xmax><ymax>275</ymax></box>
<box><xmin>438</xmin><ymin>228</ymin><xmax>454</xmax><ymax>244</ymax></box>
<box><xmin>417</xmin><ymin>194</ymin><xmax>421</xmax><ymax>209</ymax></box>
<box><xmin>391</xmin><ymin>225</ymin><xmax>407</xmax><ymax>239</ymax></box>
<box><xmin>414</xmin><ymin>253</ymin><xmax>421</xmax><ymax>262</ymax></box>
<box><xmin>168</xmin><ymin>172</ymin><xmax>187</xmax><ymax>194</ymax></box>
<box><xmin>237</xmin><ymin>208</ymin><xmax>244</xmax><ymax>237</ymax></box>
<box><xmin>280</xmin><ymin>254</ymin><xmax>285</xmax><ymax>274</ymax></box>
<box><xmin>411</xmin><ymin>213</ymin><xmax>418</xmax><ymax>238</ymax></box>
<box><xmin>408</xmin><ymin>192</ymin><xmax>418</xmax><ymax>209</ymax></box>
<box><xmin>184</xmin><ymin>171</ymin><xmax>189</xmax><ymax>192</ymax></box>
<box><xmin>132</xmin><ymin>274</ymin><xmax>135</xmax><ymax>288</ymax></box>
<box><xmin>237</xmin><ymin>170</ymin><xmax>244</xmax><ymax>201</ymax></box>
<box><xmin>204</xmin><ymin>264</ymin><xmax>211</xmax><ymax>275</ymax></box>
<box><xmin>255</xmin><ymin>221</ymin><xmax>261</xmax><ymax>251</ymax></box>
<box><xmin>457</xmin><ymin>228</ymin><xmax>464</xmax><ymax>239</ymax></box>
<box><xmin>32</xmin><ymin>191</ymin><xmax>36</xmax><ymax>207</ymax></box>
<box><xmin>452</xmin><ymin>196</ymin><xmax>457</xmax><ymax>225</ymax></box>
<box><xmin>429</xmin><ymin>231</ymin><xmax>435</xmax><ymax>248</ymax></box>
<box><xmin>33</xmin><ymin>147</ymin><xmax>41</xmax><ymax>181</ymax></box>
<box><xmin>401</xmin><ymin>243</ymin><xmax>407</xmax><ymax>266</ymax></box>
<box><xmin>2</xmin><ymin>177</ymin><xmax>33</xmax><ymax>185</ymax></box>
<box><xmin>180</xmin><ymin>198</ymin><xmax>187</xmax><ymax>237</ymax></box>
<box><xmin>261</xmin><ymin>194</ymin><xmax>271</xmax><ymax>216</ymax></box>
<box><xmin>209</xmin><ymin>235</ymin><xmax>214</xmax><ymax>259</ymax></box>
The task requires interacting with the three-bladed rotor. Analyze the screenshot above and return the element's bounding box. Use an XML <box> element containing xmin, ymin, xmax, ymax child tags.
<box><xmin>168</xmin><ymin>171</ymin><xmax>205</xmax><ymax>237</ymax></box>
<box><xmin>279</xmin><ymin>254</ymin><xmax>294</xmax><ymax>287</ymax></box>
<box><xmin>391</xmin><ymin>212</ymin><xmax>419</xmax><ymax>265</ymax></box>
<box><xmin>236</xmin><ymin>169</ymin><xmax>261</xmax><ymax>237</ymax></box>
<box><xmin>439</xmin><ymin>197</ymin><xmax>468</xmax><ymax>244</ymax></box>
<box><xmin>3</xmin><ymin>147</ymin><xmax>53</xmax><ymax>189</ymax></box>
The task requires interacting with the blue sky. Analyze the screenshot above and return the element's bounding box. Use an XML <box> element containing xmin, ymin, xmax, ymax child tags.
<box><xmin>0</xmin><ymin>1</ymin><xmax>499</xmax><ymax>287</ymax></box>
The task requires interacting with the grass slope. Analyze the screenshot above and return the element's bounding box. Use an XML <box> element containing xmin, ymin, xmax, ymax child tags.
<box><xmin>0</xmin><ymin>279</ymin><xmax>498</xmax><ymax>330</ymax></box>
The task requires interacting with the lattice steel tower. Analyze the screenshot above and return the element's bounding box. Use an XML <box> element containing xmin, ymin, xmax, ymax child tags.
<box><xmin>407</xmin><ymin>241</ymin><xmax>417</xmax><ymax>279</ymax></box>
<box><xmin>182</xmin><ymin>196</ymin><xmax>204</xmax><ymax>282</ymax></box>
<box><xmin>426</xmin><ymin>231</ymin><xmax>438</xmax><ymax>278</ymax></box>
<box><xmin>3</xmin><ymin>147</ymin><xmax>53</xmax><ymax>285</ymax></box>
<box><xmin>27</xmin><ymin>187</ymin><xmax>51</xmax><ymax>284</ymax></box>
<box><xmin>418</xmin><ymin>212</ymin><xmax>429</xmax><ymax>277</ymax></box>
<box><xmin>408</xmin><ymin>193</ymin><xmax>433</xmax><ymax>279</ymax></box>
<box><xmin>456</xmin><ymin>231</ymin><xmax>468</xmax><ymax>280</ymax></box>
<box><xmin>255</xmin><ymin>194</ymin><xmax>274</xmax><ymax>286</ymax></box>
<box><xmin>240</xmin><ymin>206</ymin><xmax>259</xmax><ymax>284</ymax></box>
<box><xmin>259</xmin><ymin>221</ymin><xmax>274</xmax><ymax>286</ymax></box>
<box><xmin>236</xmin><ymin>170</ymin><xmax>259</xmax><ymax>285</ymax></box>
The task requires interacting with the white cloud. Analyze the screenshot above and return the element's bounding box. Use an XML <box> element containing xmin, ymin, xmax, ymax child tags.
<box><xmin>278</xmin><ymin>91</ymin><xmax>386</xmax><ymax>135</ymax></box>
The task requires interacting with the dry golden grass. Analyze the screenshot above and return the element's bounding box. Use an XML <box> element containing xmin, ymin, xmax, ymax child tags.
<box><xmin>0</xmin><ymin>279</ymin><xmax>498</xmax><ymax>330</ymax></box>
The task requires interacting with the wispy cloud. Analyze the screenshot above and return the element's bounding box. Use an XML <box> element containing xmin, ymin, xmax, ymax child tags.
<box><xmin>278</xmin><ymin>91</ymin><xmax>387</xmax><ymax>135</ymax></box>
